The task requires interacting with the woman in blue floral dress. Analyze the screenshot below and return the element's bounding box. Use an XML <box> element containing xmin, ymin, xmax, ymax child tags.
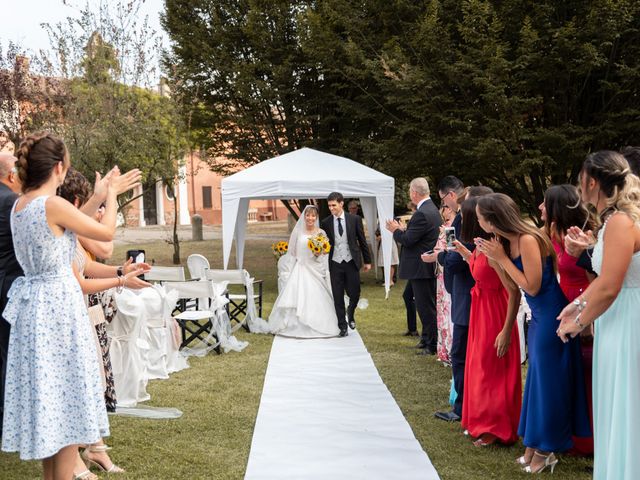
<box><xmin>1</xmin><ymin>133</ymin><xmax>129</xmax><ymax>479</ymax></box>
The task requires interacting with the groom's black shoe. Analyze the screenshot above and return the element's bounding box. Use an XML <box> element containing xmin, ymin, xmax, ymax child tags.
<box><xmin>348</xmin><ymin>319</ymin><xmax>356</xmax><ymax>330</ymax></box>
<box><xmin>339</xmin><ymin>327</ymin><xmax>348</xmax><ymax>337</ymax></box>
<box><xmin>415</xmin><ymin>340</ymin><xmax>428</xmax><ymax>349</ymax></box>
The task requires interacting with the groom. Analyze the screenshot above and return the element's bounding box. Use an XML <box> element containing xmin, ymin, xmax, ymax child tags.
<box><xmin>322</xmin><ymin>192</ymin><xmax>372</xmax><ymax>337</ymax></box>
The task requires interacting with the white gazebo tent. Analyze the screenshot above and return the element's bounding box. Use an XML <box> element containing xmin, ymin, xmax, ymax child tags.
<box><xmin>221</xmin><ymin>148</ymin><xmax>396</xmax><ymax>295</ymax></box>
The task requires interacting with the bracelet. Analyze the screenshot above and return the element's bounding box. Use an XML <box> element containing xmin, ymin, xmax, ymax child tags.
<box><xmin>116</xmin><ymin>275</ymin><xmax>125</xmax><ymax>294</ymax></box>
<box><xmin>573</xmin><ymin>313</ymin><xmax>587</xmax><ymax>330</ymax></box>
<box><xmin>572</xmin><ymin>297</ymin><xmax>587</xmax><ymax>312</ymax></box>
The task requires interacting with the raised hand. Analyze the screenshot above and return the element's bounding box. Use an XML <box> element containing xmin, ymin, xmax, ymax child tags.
<box><xmin>122</xmin><ymin>257</ymin><xmax>151</xmax><ymax>276</ymax></box>
<box><xmin>109</xmin><ymin>168</ymin><xmax>142</xmax><ymax>195</ymax></box>
<box><xmin>475</xmin><ymin>237</ymin><xmax>507</xmax><ymax>262</ymax></box>
<box><xmin>385</xmin><ymin>219</ymin><xmax>401</xmax><ymax>233</ymax></box>
<box><xmin>564</xmin><ymin>226</ymin><xmax>594</xmax><ymax>257</ymax></box>
<box><xmin>92</xmin><ymin>166</ymin><xmax>120</xmax><ymax>203</ymax></box>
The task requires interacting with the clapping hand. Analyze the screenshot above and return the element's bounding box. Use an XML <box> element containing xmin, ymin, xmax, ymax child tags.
<box><xmin>109</xmin><ymin>168</ymin><xmax>142</xmax><ymax>195</ymax></box>
<box><xmin>564</xmin><ymin>226</ymin><xmax>594</xmax><ymax>258</ymax></box>
<box><xmin>123</xmin><ymin>267</ymin><xmax>152</xmax><ymax>290</ymax></box>
<box><xmin>93</xmin><ymin>166</ymin><xmax>120</xmax><ymax>203</ymax></box>
<box><xmin>386</xmin><ymin>219</ymin><xmax>401</xmax><ymax>233</ymax></box>
<box><xmin>420</xmin><ymin>248</ymin><xmax>442</xmax><ymax>263</ymax></box>
<box><xmin>475</xmin><ymin>237</ymin><xmax>507</xmax><ymax>262</ymax></box>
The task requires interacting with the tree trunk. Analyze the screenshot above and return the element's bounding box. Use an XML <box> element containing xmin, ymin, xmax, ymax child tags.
<box><xmin>172</xmin><ymin>191</ymin><xmax>180</xmax><ymax>265</ymax></box>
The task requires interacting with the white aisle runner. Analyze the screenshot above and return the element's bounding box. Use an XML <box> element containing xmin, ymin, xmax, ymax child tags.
<box><xmin>245</xmin><ymin>331</ymin><xmax>440</xmax><ymax>480</ymax></box>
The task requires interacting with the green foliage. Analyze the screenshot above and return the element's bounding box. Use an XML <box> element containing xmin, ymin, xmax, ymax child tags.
<box><xmin>163</xmin><ymin>0</ymin><xmax>640</xmax><ymax>215</ymax></box>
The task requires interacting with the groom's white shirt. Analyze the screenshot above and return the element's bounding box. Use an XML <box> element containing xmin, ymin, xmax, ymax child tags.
<box><xmin>332</xmin><ymin>212</ymin><xmax>353</xmax><ymax>264</ymax></box>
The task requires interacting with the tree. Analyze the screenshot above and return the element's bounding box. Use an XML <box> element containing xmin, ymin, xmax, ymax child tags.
<box><xmin>163</xmin><ymin>0</ymin><xmax>640</xmax><ymax>217</ymax></box>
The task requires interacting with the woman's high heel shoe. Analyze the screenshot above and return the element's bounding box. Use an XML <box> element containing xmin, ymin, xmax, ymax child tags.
<box><xmin>516</xmin><ymin>455</ymin><xmax>530</xmax><ymax>466</ymax></box>
<box><xmin>81</xmin><ymin>444</ymin><xmax>125</xmax><ymax>473</ymax></box>
<box><xmin>523</xmin><ymin>451</ymin><xmax>558</xmax><ymax>474</ymax></box>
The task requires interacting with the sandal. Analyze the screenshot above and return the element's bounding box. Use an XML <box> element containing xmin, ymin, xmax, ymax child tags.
<box><xmin>472</xmin><ymin>433</ymin><xmax>498</xmax><ymax>447</ymax></box>
<box><xmin>81</xmin><ymin>444</ymin><xmax>125</xmax><ymax>473</ymax></box>
<box><xmin>522</xmin><ymin>451</ymin><xmax>559</xmax><ymax>474</ymax></box>
<box><xmin>74</xmin><ymin>470</ymin><xmax>98</xmax><ymax>480</ymax></box>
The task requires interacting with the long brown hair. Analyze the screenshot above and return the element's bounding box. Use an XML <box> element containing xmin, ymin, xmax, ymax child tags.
<box><xmin>477</xmin><ymin>193</ymin><xmax>556</xmax><ymax>265</ymax></box>
<box><xmin>15</xmin><ymin>132</ymin><xmax>69</xmax><ymax>193</ymax></box>
<box><xmin>543</xmin><ymin>184</ymin><xmax>593</xmax><ymax>241</ymax></box>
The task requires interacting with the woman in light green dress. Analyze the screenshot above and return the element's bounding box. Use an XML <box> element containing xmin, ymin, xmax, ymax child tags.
<box><xmin>558</xmin><ymin>150</ymin><xmax>640</xmax><ymax>479</ymax></box>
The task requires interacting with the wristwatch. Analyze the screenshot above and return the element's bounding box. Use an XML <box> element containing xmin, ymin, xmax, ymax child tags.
<box><xmin>117</xmin><ymin>266</ymin><xmax>124</xmax><ymax>277</ymax></box>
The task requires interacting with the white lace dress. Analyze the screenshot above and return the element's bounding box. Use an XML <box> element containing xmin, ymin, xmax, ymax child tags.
<box><xmin>1</xmin><ymin>196</ymin><xmax>109</xmax><ymax>460</ymax></box>
<box><xmin>268</xmin><ymin>233</ymin><xmax>340</xmax><ymax>338</ymax></box>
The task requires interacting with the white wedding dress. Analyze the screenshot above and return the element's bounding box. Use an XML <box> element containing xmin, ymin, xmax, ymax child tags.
<box><xmin>269</xmin><ymin>228</ymin><xmax>340</xmax><ymax>338</ymax></box>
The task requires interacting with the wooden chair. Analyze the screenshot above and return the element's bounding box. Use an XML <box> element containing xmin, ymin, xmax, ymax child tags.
<box><xmin>204</xmin><ymin>269</ymin><xmax>263</xmax><ymax>332</ymax></box>
<box><xmin>163</xmin><ymin>280</ymin><xmax>220</xmax><ymax>354</ymax></box>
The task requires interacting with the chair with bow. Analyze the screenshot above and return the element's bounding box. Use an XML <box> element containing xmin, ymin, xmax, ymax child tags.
<box><xmin>204</xmin><ymin>269</ymin><xmax>263</xmax><ymax>332</ymax></box>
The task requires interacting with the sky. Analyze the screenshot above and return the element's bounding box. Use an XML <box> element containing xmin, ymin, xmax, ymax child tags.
<box><xmin>2</xmin><ymin>0</ymin><xmax>168</xmax><ymax>54</ymax></box>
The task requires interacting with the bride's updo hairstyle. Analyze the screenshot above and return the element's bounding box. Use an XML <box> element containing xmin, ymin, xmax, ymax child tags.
<box><xmin>476</xmin><ymin>193</ymin><xmax>556</xmax><ymax>267</ymax></box>
<box><xmin>580</xmin><ymin>150</ymin><xmax>640</xmax><ymax>228</ymax></box>
<box><xmin>16</xmin><ymin>132</ymin><xmax>69</xmax><ymax>193</ymax></box>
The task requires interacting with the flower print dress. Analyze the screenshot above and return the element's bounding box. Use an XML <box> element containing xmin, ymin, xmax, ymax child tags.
<box><xmin>1</xmin><ymin>196</ymin><xmax>109</xmax><ymax>460</ymax></box>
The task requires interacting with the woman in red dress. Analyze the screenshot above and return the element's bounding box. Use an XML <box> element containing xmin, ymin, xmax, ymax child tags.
<box><xmin>540</xmin><ymin>185</ymin><xmax>594</xmax><ymax>456</ymax></box>
<box><xmin>455</xmin><ymin>197</ymin><xmax>522</xmax><ymax>446</ymax></box>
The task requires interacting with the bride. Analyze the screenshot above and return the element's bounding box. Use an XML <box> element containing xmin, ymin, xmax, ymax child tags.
<box><xmin>269</xmin><ymin>205</ymin><xmax>340</xmax><ymax>338</ymax></box>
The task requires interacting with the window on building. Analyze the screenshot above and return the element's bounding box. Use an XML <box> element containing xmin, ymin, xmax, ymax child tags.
<box><xmin>202</xmin><ymin>186</ymin><xmax>212</xmax><ymax>209</ymax></box>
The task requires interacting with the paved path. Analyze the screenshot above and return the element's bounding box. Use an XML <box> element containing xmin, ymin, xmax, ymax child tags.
<box><xmin>114</xmin><ymin>221</ymin><xmax>290</xmax><ymax>246</ymax></box>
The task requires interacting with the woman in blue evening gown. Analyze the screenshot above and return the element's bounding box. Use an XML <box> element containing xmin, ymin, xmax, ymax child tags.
<box><xmin>475</xmin><ymin>193</ymin><xmax>590</xmax><ymax>474</ymax></box>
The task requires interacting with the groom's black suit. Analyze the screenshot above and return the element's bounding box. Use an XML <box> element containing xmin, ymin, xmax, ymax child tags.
<box><xmin>321</xmin><ymin>212</ymin><xmax>371</xmax><ymax>331</ymax></box>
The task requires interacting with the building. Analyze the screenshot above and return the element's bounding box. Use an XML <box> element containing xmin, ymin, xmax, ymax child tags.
<box><xmin>122</xmin><ymin>150</ymin><xmax>290</xmax><ymax>227</ymax></box>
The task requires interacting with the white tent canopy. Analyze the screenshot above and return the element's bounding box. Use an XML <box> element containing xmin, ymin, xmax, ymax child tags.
<box><xmin>221</xmin><ymin>148</ymin><xmax>396</xmax><ymax>295</ymax></box>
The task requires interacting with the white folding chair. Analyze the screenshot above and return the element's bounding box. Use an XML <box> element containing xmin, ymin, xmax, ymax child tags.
<box><xmin>164</xmin><ymin>280</ymin><xmax>220</xmax><ymax>354</ymax></box>
<box><xmin>187</xmin><ymin>254</ymin><xmax>210</xmax><ymax>280</ymax></box>
<box><xmin>145</xmin><ymin>266</ymin><xmax>186</xmax><ymax>283</ymax></box>
<box><xmin>204</xmin><ymin>269</ymin><xmax>263</xmax><ymax>331</ymax></box>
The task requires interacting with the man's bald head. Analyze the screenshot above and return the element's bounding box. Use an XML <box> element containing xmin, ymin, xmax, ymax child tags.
<box><xmin>0</xmin><ymin>153</ymin><xmax>16</xmax><ymax>178</ymax></box>
<box><xmin>0</xmin><ymin>153</ymin><xmax>20</xmax><ymax>193</ymax></box>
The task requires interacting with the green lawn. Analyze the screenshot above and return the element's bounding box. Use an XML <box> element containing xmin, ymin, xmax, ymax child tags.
<box><xmin>2</xmin><ymin>237</ymin><xmax>592</xmax><ymax>479</ymax></box>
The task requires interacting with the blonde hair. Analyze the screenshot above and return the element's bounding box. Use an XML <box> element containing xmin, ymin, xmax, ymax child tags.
<box><xmin>581</xmin><ymin>150</ymin><xmax>640</xmax><ymax>230</ymax></box>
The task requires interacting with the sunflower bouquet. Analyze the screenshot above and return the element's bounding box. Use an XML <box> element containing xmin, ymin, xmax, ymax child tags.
<box><xmin>307</xmin><ymin>232</ymin><xmax>331</xmax><ymax>257</ymax></box>
<box><xmin>271</xmin><ymin>240</ymin><xmax>288</xmax><ymax>260</ymax></box>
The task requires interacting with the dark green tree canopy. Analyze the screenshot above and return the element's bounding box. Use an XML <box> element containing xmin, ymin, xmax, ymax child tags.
<box><xmin>163</xmin><ymin>0</ymin><xmax>640</xmax><ymax>216</ymax></box>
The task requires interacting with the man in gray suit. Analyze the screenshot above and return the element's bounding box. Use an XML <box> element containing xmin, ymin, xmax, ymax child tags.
<box><xmin>0</xmin><ymin>152</ymin><xmax>22</xmax><ymax>438</ymax></box>
<box><xmin>386</xmin><ymin>178</ymin><xmax>442</xmax><ymax>355</ymax></box>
